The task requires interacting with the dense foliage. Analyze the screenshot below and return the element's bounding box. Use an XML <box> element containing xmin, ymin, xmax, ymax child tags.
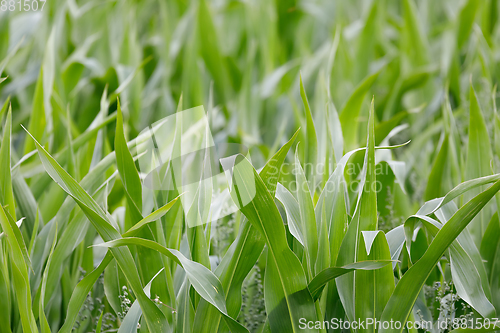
<box><xmin>1</xmin><ymin>0</ymin><xmax>500</xmax><ymax>332</ymax></box>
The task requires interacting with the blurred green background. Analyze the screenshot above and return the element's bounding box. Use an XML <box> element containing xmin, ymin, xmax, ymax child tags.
<box><xmin>2</xmin><ymin>0</ymin><xmax>500</xmax><ymax>332</ymax></box>
<box><xmin>1</xmin><ymin>0</ymin><xmax>499</xmax><ymax>205</ymax></box>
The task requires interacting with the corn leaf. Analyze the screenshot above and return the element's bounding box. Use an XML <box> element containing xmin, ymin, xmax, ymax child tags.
<box><xmin>26</xmin><ymin>130</ymin><xmax>169</xmax><ymax>333</ymax></box>
<box><xmin>231</xmin><ymin>155</ymin><xmax>319</xmax><ymax>333</ymax></box>
<box><xmin>380</xmin><ymin>180</ymin><xmax>500</xmax><ymax>333</ymax></box>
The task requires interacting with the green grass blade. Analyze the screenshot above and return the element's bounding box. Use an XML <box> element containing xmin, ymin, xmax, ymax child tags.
<box><xmin>417</xmin><ymin>174</ymin><xmax>500</xmax><ymax>216</ymax></box>
<box><xmin>380</xmin><ymin>180</ymin><xmax>500</xmax><ymax>333</ymax></box>
<box><xmin>260</xmin><ymin>128</ymin><xmax>300</xmax><ymax>196</ymax></box>
<box><xmin>450</xmin><ymin>243</ymin><xmax>496</xmax><ymax>318</ymax></box>
<box><xmin>24</xmin><ymin>68</ymin><xmax>46</xmax><ymax>155</ymax></box>
<box><xmin>489</xmin><ymin>232</ymin><xmax>500</xmax><ymax>313</ymax></box>
<box><xmin>197</xmin><ymin>0</ymin><xmax>230</xmax><ymax>101</ymax></box>
<box><xmin>464</xmin><ymin>83</ymin><xmax>493</xmax><ymax>246</ymax></box>
<box><xmin>336</xmin><ymin>98</ymin><xmax>377</xmax><ymax>321</ymax></box>
<box><xmin>457</xmin><ymin>0</ymin><xmax>480</xmax><ymax>49</ymax></box>
<box><xmin>123</xmin><ymin>196</ymin><xmax>180</xmax><ymax>237</ymax></box>
<box><xmin>401</xmin><ymin>0</ymin><xmax>429</xmax><ymax>66</ymax></box>
<box><xmin>58</xmin><ymin>253</ymin><xmax>113</xmax><ymax>333</ymax></box>
<box><xmin>193</xmin><ymin>130</ymin><xmax>298</xmax><ymax>332</ymax></box>
<box><xmin>21</xmin><ymin>112</ymin><xmax>117</xmax><ymax>178</ymax></box>
<box><xmin>0</xmin><ymin>105</ymin><xmax>15</xmax><ymax>220</ymax></box>
<box><xmin>308</xmin><ymin>260</ymin><xmax>393</xmax><ymax>301</ymax></box>
<box><xmin>117</xmin><ymin>268</ymin><xmax>164</xmax><ymax>333</ymax></box>
<box><xmin>95</xmin><ymin>237</ymin><xmax>249</xmax><ymax>333</ymax></box>
<box><xmin>355</xmin><ymin>0</ymin><xmax>379</xmax><ymax>80</ymax></box>
<box><xmin>299</xmin><ymin>74</ymin><xmax>318</xmax><ymax>184</ymax></box>
<box><xmin>177</xmin><ymin>280</ymin><xmax>194</xmax><ymax>333</ymax></box>
<box><xmin>355</xmin><ymin>231</ymin><xmax>395</xmax><ymax>333</ymax></box>
<box><xmin>339</xmin><ymin>72</ymin><xmax>379</xmax><ymax>151</ymax></box>
<box><xmin>0</xmin><ymin>204</ymin><xmax>38</xmax><ymax>333</ymax></box>
<box><xmin>231</xmin><ymin>155</ymin><xmax>319</xmax><ymax>332</ymax></box>
<box><xmin>0</xmin><ymin>253</ymin><xmax>11</xmax><ymax>333</ymax></box>
<box><xmin>0</xmin><ymin>96</ymin><xmax>10</xmax><ymax>122</ymax></box>
<box><xmin>26</xmin><ymin>130</ymin><xmax>169</xmax><ymax>333</ymax></box>
<box><xmin>407</xmin><ymin>214</ymin><xmax>495</xmax><ymax>318</ymax></box>
<box><xmin>43</xmin><ymin>185</ymin><xmax>107</xmax><ymax>306</ymax></box>
<box><xmin>424</xmin><ymin>135</ymin><xmax>449</xmax><ymax>201</ymax></box>
<box><xmin>115</xmin><ymin>98</ymin><xmax>142</xmax><ymax>211</ymax></box>
<box><xmin>39</xmin><ymin>225</ymin><xmax>57</xmax><ymax>333</ymax></box>
<box><xmin>294</xmin><ymin>148</ymin><xmax>318</xmax><ymax>276</ymax></box>
<box><xmin>276</xmin><ymin>183</ymin><xmax>304</xmax><ymax>246</ymax></box>
<box><xmin>95</xmin><ymin>311</ymin><xmax>104</xmax><ymax>333</ymax></box>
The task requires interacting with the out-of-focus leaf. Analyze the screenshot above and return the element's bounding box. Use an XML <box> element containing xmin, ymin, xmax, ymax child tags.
<box><xmin>0</xmin><ymin>106</ymin><xmax>15</xmax><ymax>219</ymax></box>
<box><xmin>424</xmin><ymin>135</ymin><xmax>449</xmax><ymax>201</ymax></box>
<box><xmin>457</xmin><ymin>0</ymin><xmax>480</xmax><ymax>49</ymax></box>
<box><xmin>197</xmin><ymin>0</ymin><xmax>230</xmax><ymax>100</ymax></box>
<box><xmin>44</xmin><ymin>184</ymin><xmax>108</xmax><ymax>305</ymax></box>
<box><xmin>299</xmin><ymin>74</ymin><xmax>318</xmax><ymax>184</ymax></box>
<box><xmin>402</xmin><ymin>0</ymin><xmax>429</xmax><ymax>66</ymax></box>
<box><xmin>340</xmin><ymin>72</ymin><xmax>379</xmax><ymax>151</ymax></box>
<box><xmin>24</xmin><ymin>68</ymin><xmax>46</xmax><ymax>154</ymax></box>
<box><xmin>355</xmin><ymin>0</ymin><xmax>379</xmax><ymax>80</ymax></box>
<box><xmin>374</xmin><ymin>111</ymin><xmax>408</xmax><ymax>146</ymax></box>
<box><xmin>0</xmin><ymin>96</ymin><xmax>10</xmax><ymax>125</ymax></box>
<box><xmin>465</xmin><ymin>84</ymin><xmax>493</xmax><ymax>246</ymax></box>
<box><xmin>95</xmin><ymin>311</ymin><xmax>104</xmax><ymax>333</ymax></box>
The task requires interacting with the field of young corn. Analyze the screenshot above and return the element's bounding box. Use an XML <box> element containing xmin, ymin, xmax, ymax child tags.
<box><xmin>1</xmin><ymin>0</ymin><xmax>500</xmax><ymax>332</ymax></box>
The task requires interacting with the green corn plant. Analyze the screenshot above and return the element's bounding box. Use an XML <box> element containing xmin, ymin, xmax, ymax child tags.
<box><xmin>1</xmin><ymin>0</ymin><xmax>500</xmax><ymax>332</ymax></box>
